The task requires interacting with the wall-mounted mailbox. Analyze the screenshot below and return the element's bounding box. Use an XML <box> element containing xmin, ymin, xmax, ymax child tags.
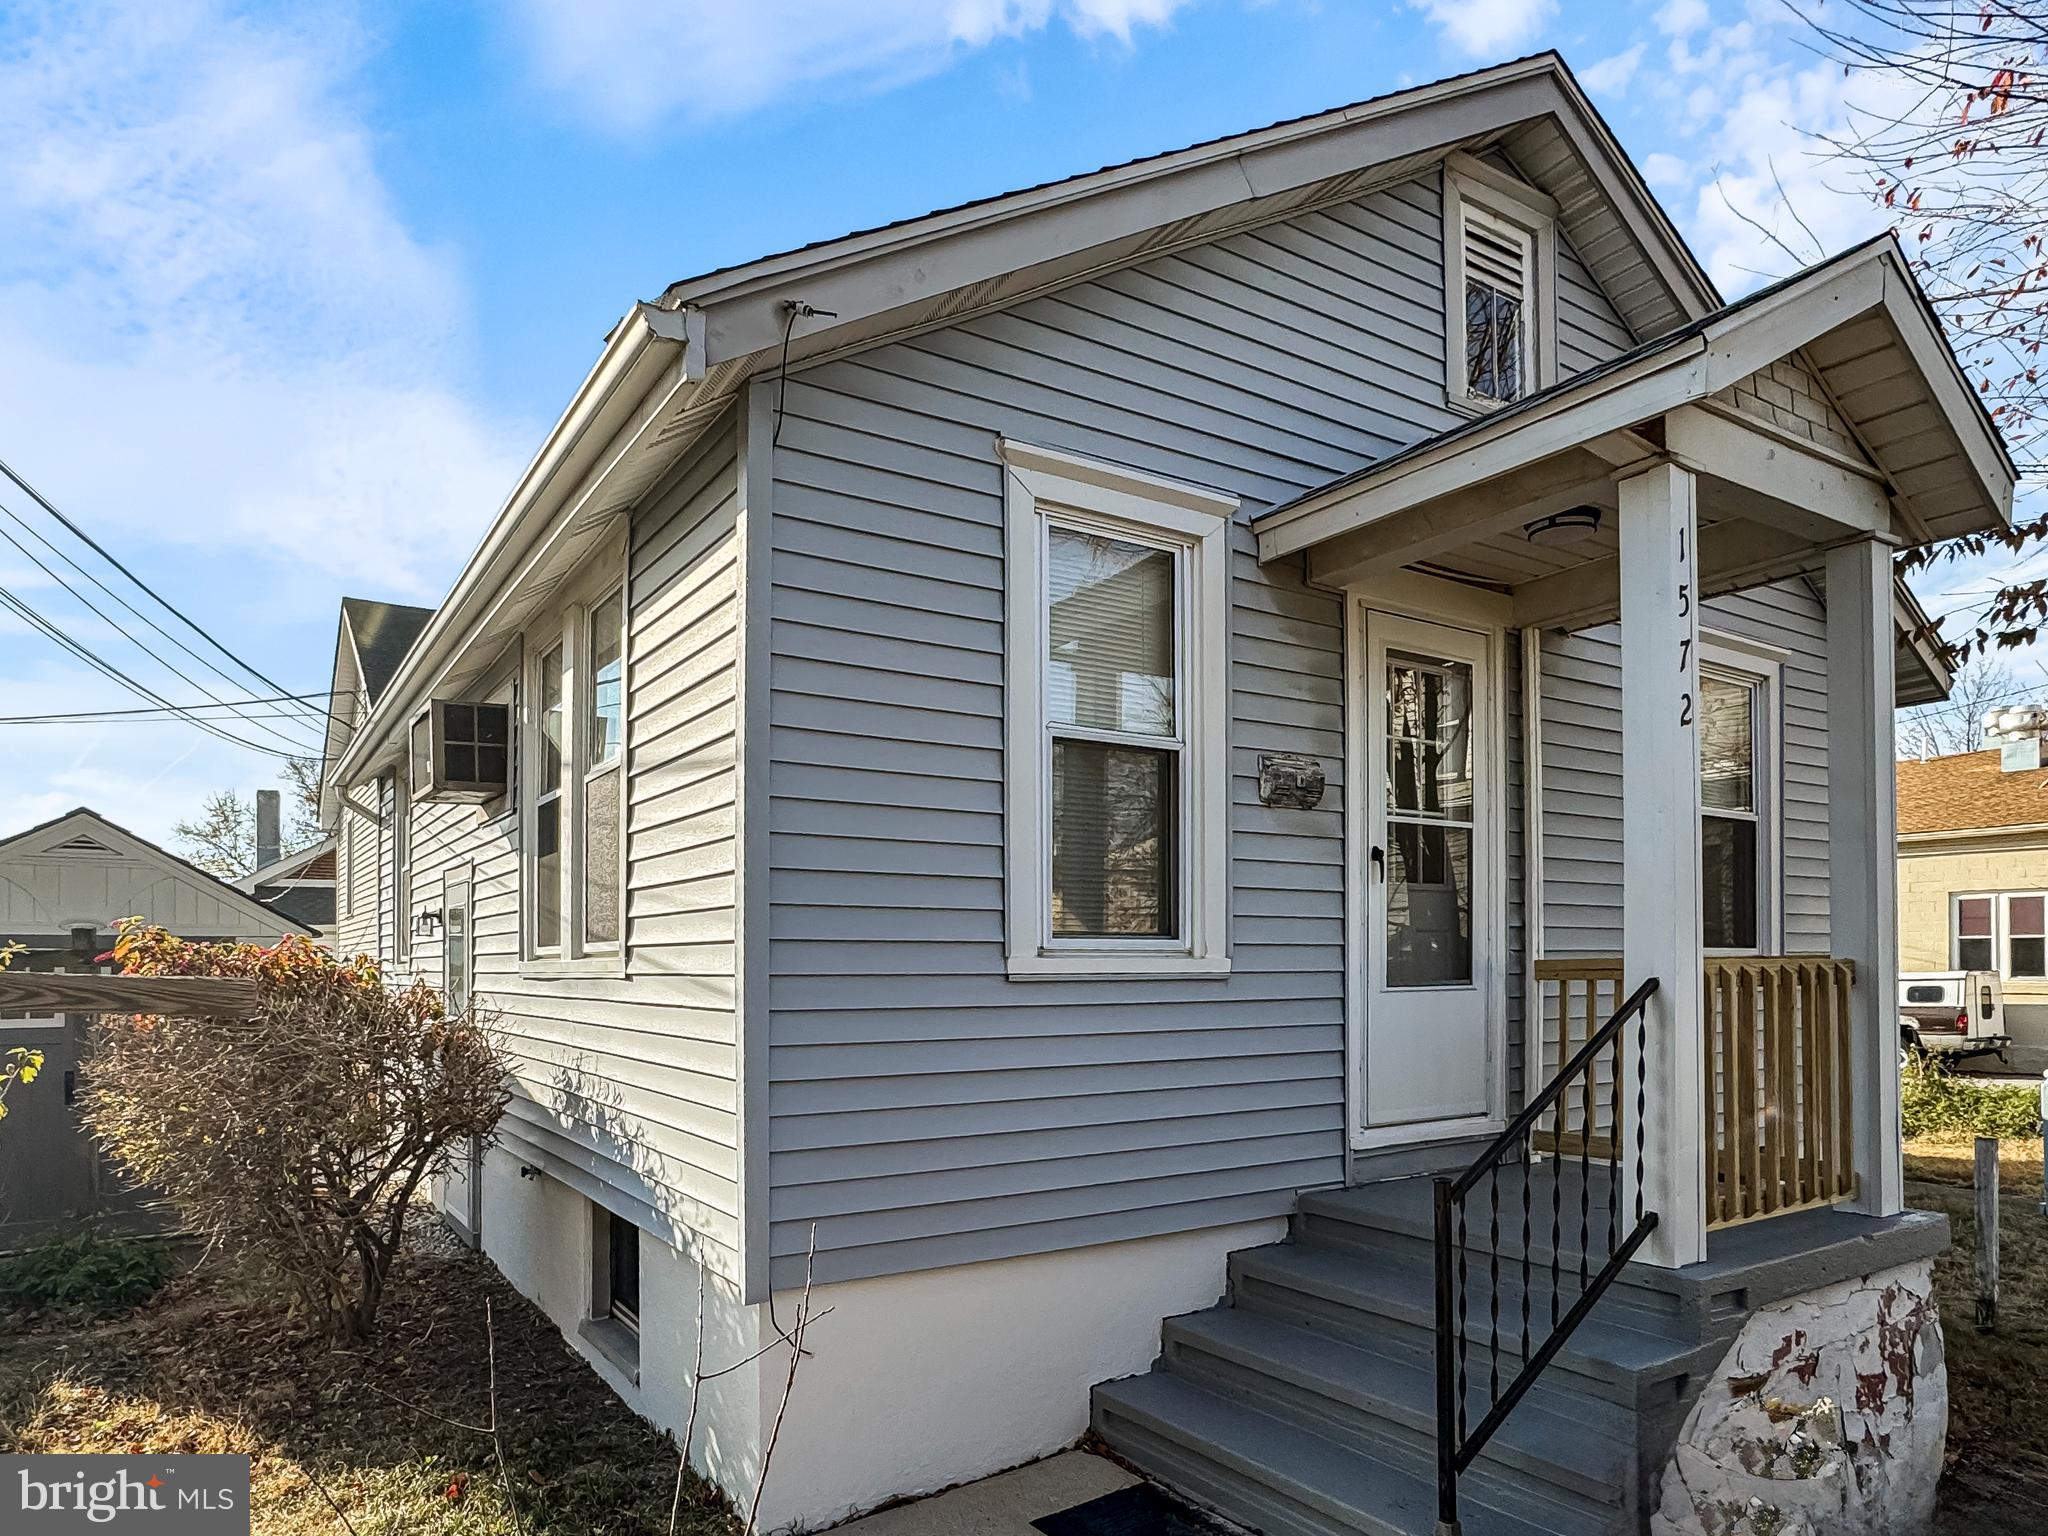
<box><xmin>1258</xmin><ymin>754</ymin><xmax>1326</xmax><ymax>810</ymax></box>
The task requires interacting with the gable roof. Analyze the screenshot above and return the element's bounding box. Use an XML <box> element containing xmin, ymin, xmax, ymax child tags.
<box><xmin>239</xmin><ymin>834</ymin><xmax>338</xmax><ymax>892</ymax></box>
<box><xmin>1899</xmin><ymin>750</ymin><xmax>2048</xmax><ymax>836</ymax></box>
<box><xmin>1256</xmin><ymin>234</ymin><xmax>2015</xmax><ymax>561</ymax></box>
<box><xmin>659</xmin><ymin>51</ymin><xmax>1717</xmax><ymax>349</ymax></box>
<box><xmin>341</xmin><ymin>598</ymin><xmax>433</xmax><ymax>706</ymax></box>
<box><xmin>0</xmin><ymin>807</ymin><xmax>309</xmax><ymax>938</ymax></box>
<box><xmin>328</xmin><ymin>54</ymin><xmax>1734</xmax><ymax>784</ymax></box>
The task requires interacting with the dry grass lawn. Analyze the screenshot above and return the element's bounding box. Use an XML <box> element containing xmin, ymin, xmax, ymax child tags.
<box><xmin>0</xmin><ymin>1221</ymin><xmax>738</xmax><ymax>1536</ymax></box>
<box><xmin>1907</xmin><ymin>1135</ymin><xmax>2048</xmax><ymax>1535</ymax></box>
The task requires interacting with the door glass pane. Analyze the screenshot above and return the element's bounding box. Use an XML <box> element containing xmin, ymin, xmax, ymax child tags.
<box><xmin>1046</xmin><ymin>527</ymin><xmax>1175</xmax><ymax>736</ymax></box>
<box><xmin>1702</xmin><ymin>815</ymin><xmax>1758</xmax><ymax>949</ymax></box>
<box><xmin>1050</xmin><ymin>739</ymin><xmax>1176</xmax><ymax>938</ymax></box>
<box><xmin>1386</xmin><ymin>823</ymin><xmax>1472</xmax><ymax>987</ymax></box>
<box><xmin>1386</xmin><ymin>655</ymin><xmax>1473</xmax><ymax>820</ymax></box>
<box><xmin>1700</xmin><ymin>675</ymin><xmax>1755</xmax><ymax>813</ymax></box>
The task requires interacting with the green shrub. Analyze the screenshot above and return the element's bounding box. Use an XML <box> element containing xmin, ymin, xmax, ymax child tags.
<box><xmin>0</xmin><ymin>1227</ymin><xmax>176</xmax><ymax>1318</ymax></box>
<box><xmin>1901</xmin><ymin>1052</ymin><xmax>2044</xmax><ymax>1140</ymax></box>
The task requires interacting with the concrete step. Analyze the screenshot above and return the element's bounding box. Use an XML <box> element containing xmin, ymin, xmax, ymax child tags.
<box><xmin>1093</xmin><ymin>1370</ymin><xmax>1571</xmax><ymax>1536</ymax></box>
<box><xmin>1293</xmin><ymin>1178</ymin><xmax>1704</xmax><ymax>1342</ymax></box>
<box><xmin>1158</xmin><ymin>1306</ymin><xmax>1630</xmax><ymax>1527</ymax></box>
<box><xmin>1226</xmin><ymin>1242</ymin><xmax>1707</xmax><ymax>1412</ymax></box>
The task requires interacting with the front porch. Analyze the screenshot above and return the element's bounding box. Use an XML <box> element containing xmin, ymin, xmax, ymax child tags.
<box><xmin>1089</xmin><ymin>235</ymin><xmax>2013</xmax><ymax>1534</ymax></box>
<box><xmin>1259</xmin><ymin>236</ymin><xmax>2016</xmax><ymax>1273</ymax></box>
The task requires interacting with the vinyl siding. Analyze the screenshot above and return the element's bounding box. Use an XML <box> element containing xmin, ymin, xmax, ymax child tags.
<box><xmin>1536</xmin><ymin>581</ymin><xmax>1834</xmax><ymax>957</ymax></box>
<box><xmin>345</xmin><ymin>424</ymin><xmax>746</xmax><ymax>1279</ymax></box>
<box><xmin>760</xmin><ymin>170</ymin><xmax>1633</xmax><ymax>1288</ymax></box>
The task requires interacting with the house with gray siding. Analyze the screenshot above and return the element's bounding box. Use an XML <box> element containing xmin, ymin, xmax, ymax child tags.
<box><xmin>318</xmin><ymin>54</ymin><xmax>2007</xmax><ymax>1536</ymax></box>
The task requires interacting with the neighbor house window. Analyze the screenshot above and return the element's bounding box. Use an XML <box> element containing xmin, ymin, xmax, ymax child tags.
<box><xmin>1952</xmin><ymin>892</ymin><xmax>2048</xmax><ymax>978</ymax></box>
<box><xmin>1443</xmin><ymin>153</ymin><xmax>1557</xmax><ymax>413</ymax></box>
<box><xmin>523</xmin><ymin>545</ymin><xmax>627</xmax><ymax>967</ymax></box>
<box><xmin>1000</xmin><ymin>439</ymin><xmax>1233</xmax><ymax>979</ymax></box>
<box><xmin>1698</xmin><ymin>645</ymin><xmax>1779</xmax><ymax>953</ymax></box>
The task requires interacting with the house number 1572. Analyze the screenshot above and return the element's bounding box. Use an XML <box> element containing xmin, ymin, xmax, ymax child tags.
<box><xmin>1676</xmin><ymin>521</ymin><xmax>1693</xmax><ymax>728</ymax></box>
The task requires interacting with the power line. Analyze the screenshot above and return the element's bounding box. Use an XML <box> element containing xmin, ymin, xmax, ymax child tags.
<box><xmin>0</xmin><ymin>584</ymin><xmax>304</xmax><ymax>759</ymax></box>
<box><xmin>0</xmin><ymin>453</ymin><xmax>325</xmax><ymax>731</ymax></box>
<box><xmin>0</xmin><ymin>689</ymin><xmax>346</xmax><ymax>726</ymax></box>
<box><xmin>0</xmin><ymin>519</ymin><xmax>325</xmax><ymax>755</ymax></box>
<box><xmin>0</xmin><ymin>493</ymin><xmax>330</xmax><ymax>736</ymax></box>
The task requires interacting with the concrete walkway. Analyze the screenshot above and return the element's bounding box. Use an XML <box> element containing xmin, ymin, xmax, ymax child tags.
<box><xmin>833</xmin><ymin>1451</ymin><xmax>1139</xmax><ymax>1535</ymax></box>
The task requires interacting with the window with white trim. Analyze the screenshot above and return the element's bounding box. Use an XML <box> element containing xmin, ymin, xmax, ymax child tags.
<box><xmin>522</xmin><ymin>546</ymin><xmax>628</xmax><ymax>967</ymax></box>
<box><xmin>1698</xmin><ymin>645</ymin><xmax>1780</xmax><ymax>954</ymax></box>
<box><xmin>1443</xmin><ymin>155</ymin><xmax>1557</xmax><ymax>413</ymax></box>
<box><xmin>1001</xmin><ymin>440</ymin><xmax>1234</xmax><ymax>979</ymax></box>
<box><xmin>1952</xmin><ymin>892</ymin><xmax>2048</xmax><ymax>978</ymax></box>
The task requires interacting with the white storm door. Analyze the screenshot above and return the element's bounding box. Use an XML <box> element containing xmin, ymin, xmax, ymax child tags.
<box><xmin>1361</xmin><ymin>611</ymin><xmax>1498</xmax><ymax>1130</ymax></box>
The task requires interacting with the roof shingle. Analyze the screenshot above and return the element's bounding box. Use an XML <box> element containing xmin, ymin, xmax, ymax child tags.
<box><xmin>1898</xmin><ymin>748</ymin><xmax>2048</xmax><ymax>836</ymax></box>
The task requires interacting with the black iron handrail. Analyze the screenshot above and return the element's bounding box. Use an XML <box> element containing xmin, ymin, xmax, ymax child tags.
<box><xmin>1433</xmin><ymin>975</ymin><xmax>1661</xmax><ymax>1536</ymax></box>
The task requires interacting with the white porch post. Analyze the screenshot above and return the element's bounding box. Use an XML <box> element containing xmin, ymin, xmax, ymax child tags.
<box><xmin>1618</xmin><ymin>461</ymin><xmax>1708</xmax><ymax>1269</ymax></box>
<box><xmin>1826</xmin><ymin>536</ymin><xmax>1905</xmax><ymax>1217</ymax></box>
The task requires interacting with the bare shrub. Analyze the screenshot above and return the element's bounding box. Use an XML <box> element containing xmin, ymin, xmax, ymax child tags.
<box><xmin>81</xmin><ymin>921</ymin><xmax>509</xmax><ymax>1343</ymax></box>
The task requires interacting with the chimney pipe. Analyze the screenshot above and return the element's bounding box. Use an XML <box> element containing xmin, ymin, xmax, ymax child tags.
<box><xmin>256</xmin><ymin>789</ymin><xmax>281</xmax><ymax>873</ymax></box>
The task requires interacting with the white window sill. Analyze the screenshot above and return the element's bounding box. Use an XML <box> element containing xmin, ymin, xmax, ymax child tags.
<box><xmin>519</xmin><ymin>955</ymin><xmax>626</xmax><ymax>982</ymax></box>
<box><xmin>1006</xmin><ymin>953</ymin><xmax>1231</xmax><ymax>982</ymax></box>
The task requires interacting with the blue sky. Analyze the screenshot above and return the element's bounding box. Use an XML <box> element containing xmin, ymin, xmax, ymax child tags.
<box><xmin>0</xmin><ymin>0</ymin><xmax>2016</xmax><ymax>848</ymax></box>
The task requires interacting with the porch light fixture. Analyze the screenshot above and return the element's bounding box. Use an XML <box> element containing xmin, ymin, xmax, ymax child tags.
<box><xmin>1522</xmin><ymin>505</ymin><xmax>1603</xmax><ymax>548</ymax></box>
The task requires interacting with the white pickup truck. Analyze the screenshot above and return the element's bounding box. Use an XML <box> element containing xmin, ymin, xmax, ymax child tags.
<box><xmin>1899</xmin><ymin>971</ymin><xmax>2014</xmax><ymax>1062</ymax></box>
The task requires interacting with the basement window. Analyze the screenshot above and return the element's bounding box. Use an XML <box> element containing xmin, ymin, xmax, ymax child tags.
<box><xmin>1443</xmin><ymin>154</ymin><xmax>1557</xmax><ymax>413</ymax></box>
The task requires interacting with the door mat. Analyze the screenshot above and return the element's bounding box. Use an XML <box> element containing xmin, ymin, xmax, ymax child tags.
<box><xmin>1032</xmin><ymin>1482</ymin><xmax>1229</xmax><ymax>1535</ymax></box>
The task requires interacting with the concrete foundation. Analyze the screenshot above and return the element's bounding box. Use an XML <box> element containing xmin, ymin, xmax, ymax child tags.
<box><xmin>452</xmin><ymin>1144</ymin><xmax>1283</xmax><ymax>1532</ymax></box>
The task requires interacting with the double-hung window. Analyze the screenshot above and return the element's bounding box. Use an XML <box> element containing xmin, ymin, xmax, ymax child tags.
<box><xmin>523</xmin><ymin>548</ymin><xmax>627</xmax><ymax>969</ymax></box>
<box><xmin>1001</xmin><ymin>440</ymin><xmax>1233</xmax><ymax>979</ymax></box>
<box><xmin>1443</xmin><ymin>153</ymin><xmax>1557</xmax><ymax>413</ymax></box>
<box><xmin>1698</xmin><ymin>643</ymin><xmax>1780</xmax><ymax>954</ymax></box>
<box><xmin>1952</xmin><ymin>893</ymin><xmax>2048</xmax><ymax>978</ymax></box>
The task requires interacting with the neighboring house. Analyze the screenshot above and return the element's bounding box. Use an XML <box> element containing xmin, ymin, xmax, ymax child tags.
<box><xmin>0</xmin><ymin>807</ymin><xmax>305</xmax><ymax>1238</ymax></box>
<box><xmin>238</xmin><ymin>835</ymin><xmax>338</xmax><ymax>940</ymax></box>
<box><xmin>318</xmin><ymin>56</ymin><xmax>2008</xmax><ymax>1536</ymax></box>
<box><xmin>1899</xmin><ymin>746</ymin><xmax>2048</xmax><ymax>1071</ymax></box>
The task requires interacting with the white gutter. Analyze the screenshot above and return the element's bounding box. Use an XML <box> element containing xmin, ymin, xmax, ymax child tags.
<box><xmin>331</xmin><ymin>304</ymin><xmax>694</xmax><ymax>785</ymax></box>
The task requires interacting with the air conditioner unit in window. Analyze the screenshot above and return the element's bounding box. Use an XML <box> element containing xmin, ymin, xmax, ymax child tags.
<box><xmin>412</xmin><ymin>701</ymin><xmax>510</xmax><ymax>803</ymax></box>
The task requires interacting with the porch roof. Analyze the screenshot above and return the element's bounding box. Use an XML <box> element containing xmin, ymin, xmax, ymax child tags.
<box><xmin>1254</xmin><ymin>237</ymin><xmax>2017</xmax><ymax>616</ymax></box>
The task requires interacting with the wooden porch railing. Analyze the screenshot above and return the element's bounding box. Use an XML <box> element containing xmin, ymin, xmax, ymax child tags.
<box><xmin>1531</xmin><ymin>955</ymin><xmax>1858</xmax><ymax>1231</ymax></box>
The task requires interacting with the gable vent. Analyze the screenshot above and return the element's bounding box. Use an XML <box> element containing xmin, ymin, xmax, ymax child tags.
<box><xmin>48</xmin><ymin>835</ymin><xmax>118</xmax><ymax>858</ymax></box>
<box><xmin>1465</xmin><ymin>209</ymin><xmax>1529</xmax><ymax>297</ymax></box>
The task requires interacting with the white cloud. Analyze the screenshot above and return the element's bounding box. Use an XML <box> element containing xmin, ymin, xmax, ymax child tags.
<box><xmin>1579</xmin><ymin>43</ymin><xmax>1645</xmax><ymax>97</ymax></box>
<box><xmin>1655</xmin><ymin>0</ymin><xmax>1709</xmax><ymax>36</ymax></box>
<box><xmin>0</xmin><ymin>0</ymin><xmax>528</xmax><ymax>597</ymax></box>
<box><xmin>1412</xmin><ymin>0</ymin><xmax>1557</xmax><ymax>56</ymax></box>
<box><xmin>505</xmin><ymin>0</ymin><xmax>1194</xmax><ymax>132</ymax></box>
<box><xmin>0</xmin><ymin>0</ymin><xmax>530</xmax><ymax>845</ymax></box>
<box><xmin>1640</xmin><ymin>151</ymin><xmax>1692</xmax><ymax>188</ymax></box>
<box><xmin>1682</xmin><ymin>56</ymin><xmax>1899</xmax><ymax>292</ymax></box>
